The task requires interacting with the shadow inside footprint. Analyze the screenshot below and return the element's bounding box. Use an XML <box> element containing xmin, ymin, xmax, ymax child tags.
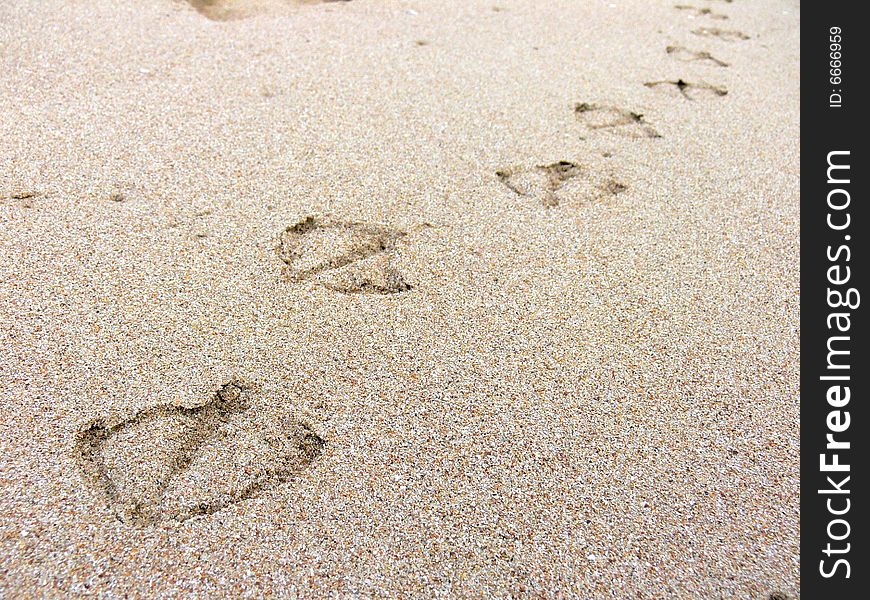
<box><xmin>497</xmin><ymin>161</ymin><xmax>626</xmax><ymax>208</ymax></box>
<box><xmin>74</xmin><ymin>381</ymin><xmax>324</xmax><ymax>525</ymax></box>
<box><xmin>186</xmin><ymin>0</ymin><xmax>256</xmax><ymax>20</ymax></box>
<box><xmin>643</xmin><ymin>79</ymin><xmax>728</xmax><ymax>100</ymax></box>
<box><xmin>186</xmin><ymin>0</ymin><xmax>352</xmax><ymax>21</ymax></box>
<box><xmin>574</xmin><ymin>103</ymin><xmax>661</xmax><ymax>139</ymax></box>
<box><xmin>674</xmin><ymin>5</ymin><xmax>728</xmax><ymax>19</ymax></box>
<box><xmin>278</xmin><ymin>216</ymin><xmax>411</xmax><ymax>294</ymax></box>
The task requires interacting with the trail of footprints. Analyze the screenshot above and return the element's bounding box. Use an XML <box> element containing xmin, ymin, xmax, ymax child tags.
<box><xmin>640</xmin><ymin>2</ymin><xmax>750</xmax><ymax>102</ymax></box>
<box><xmin>495</xmin><ymin>104</ymin><xmax>656</xmax><ymax>207</ymax></box>
<box><xmin>658</xmin><ymin>1</ymin><xmax>748</xmax><ymax>97</ymax></box>
<box><xmin>76</xmin><ymin>219</ymin><xmax>417</xmax><ymax>523</ymax></box>
<box><xmin>496</xmin><ymin>0</ymin><xmax>744</xmax><ymax>206</ymax></box>
<box><xmin>74</xmin><ymin>0</ymin><xmax>756</xmax><ymax>526</ymax></box>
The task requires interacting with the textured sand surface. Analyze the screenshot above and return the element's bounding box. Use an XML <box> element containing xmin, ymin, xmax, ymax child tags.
<box><xmin>1</xmin><ymin>0</ymin><xmax>799</xmax><ymax>597</ymax></box>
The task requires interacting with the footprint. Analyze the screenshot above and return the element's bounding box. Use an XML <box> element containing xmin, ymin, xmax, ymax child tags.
<box><xmin>496</xmin><ymin>161</ymin><xmax>626</xmax><ymax>208</ymax></box>
<box><xmin>666</xmin><ymin>45</ymin><xmax>729</xmax><ymax>67</ymax></box>
<box><xmin>674</xmin><ymin>5</ymin><xmax>728</xmax><ymax>19</ymax></box>
<box><xmin>7</xmin><ymin>191</ymin><xmax>39</xmax><ymax>200</ymax></box>
<box><xmin>574</xmin><ymin>103</ymin><xmax>661</xmax><ymax>139</ymax></box>
<box><xmin>1</xmin><ymin>190</ymin><xmax>41</xmax><ymax>208</ymax></box>
<box><xmin>74</xmin><ymin>381</ymin><xmax>324</xmax><ymax>525</ymax></box>
<box><xmin>186</xmin><ymin>0</ymin><xmax>351</xmax><ymax>21</ymax></box>
<box><xmin>692</xmin><ymin>27</ymin><xmax>750</xmax><ymax>41</ymax></box>
<box><xmin>497</xmin><ymin>161</ymin><xmax>580</xmax><ymax>208</ymax></box>
<box><xmin>643</xmin><ymin>79</ymin><xmax>728</xmax><ymax>100</ymax></box>
<box><xmin>278</xmin><ymin>216</ymin><xmax>412</xmax><ymax>294</ymax></box>
<box><xmin>186</xmin><ymin>0</ymin><xmax>254</xmax><ymax>20</ymax></box>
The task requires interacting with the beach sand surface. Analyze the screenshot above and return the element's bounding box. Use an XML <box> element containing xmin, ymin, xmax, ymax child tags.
<box><xmin>1</xmin><ymin>0</ymin><xmax>799</xmax><ymax>596</ymax></box>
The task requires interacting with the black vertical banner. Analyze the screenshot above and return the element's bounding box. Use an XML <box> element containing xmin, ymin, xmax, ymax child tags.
<box><xmin>802</xmin><ymin>2</ymin><xmax>867</xmax><ymax>596</ymax></box>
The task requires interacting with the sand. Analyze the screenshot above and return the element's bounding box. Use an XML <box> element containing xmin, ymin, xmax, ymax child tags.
<box><xmin>1</xmin><ymin>0</ymin><xmax>800</xmax><ymax>597</ymax></box>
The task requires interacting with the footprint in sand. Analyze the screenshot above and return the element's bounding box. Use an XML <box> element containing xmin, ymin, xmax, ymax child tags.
<box><xmin>666</xmin><ymin>45</ymin><xmax>729</xmax><ymax>67</ymax></box>
<box><xmin>692</xmin><ymin>27</ymin><xmax>750</xmax><ymax>41</ymax></box>
<box><xmin>186</xmin><ymin>0</ymin><xmax>351</xmax><ymax>21</ymax></box>
<box><xmin>5</xmin><ymin>191</ymin><xmax>40</xmax><ymax>200</ymax></box>
<box><xmin>496</xmin><ymin>161</ymin><xmax>626</xmax><ymax>208</ymax></box>
<box><xmin>278</xmin><ymin>216</ymin><xmax>413</xmax><ymax>295</ymax></box>
<box><xmin>574</xmin><ymin>103</ymin><xmax>661</xmax><ymax>139</ymax></box>
<box><xmin>643</xmin><ymin>79</ymin><xmax>728</xmax><ymax>100</ymax></box>
<box><xmin>74</xmin><ymin>381</ymin><xmax>324</xmax><ymax>525</ymax></box>
<box><xmin>2</xmin><ymin>190</ymin><xmax>41</xmax><ymax>208</ymax></box>
<box><xmin>674</xmin><ymin>5</ymin><xmax>728</xmax><ymax>20</ymax></box>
